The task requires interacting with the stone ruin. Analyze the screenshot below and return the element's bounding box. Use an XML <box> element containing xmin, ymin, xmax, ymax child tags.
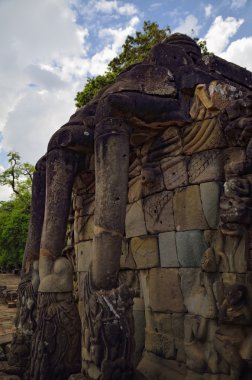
<box><xmin>3</xmin><ymin>33</ymin><xmax>252</xmax><ymax>380</ymax></box>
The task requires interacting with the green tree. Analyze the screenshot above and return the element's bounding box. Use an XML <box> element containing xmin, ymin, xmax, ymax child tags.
<box><xmin>0</xmin><ymin>152</ymin><xmax>34</xmax><ymax>269</ymax></box>
<box><xmin>0</xmin><ymin>151</ymin><xmax>34</xmax><ymax>196</ymax></box>
<box><xmin>75</xmin><ymin>21</ymin><xmax>171</xmax><ymax>108</ymax></box>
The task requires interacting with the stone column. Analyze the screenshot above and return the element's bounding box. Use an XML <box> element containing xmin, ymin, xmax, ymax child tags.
<box><xmin>28</xmin><ymin>148</ymin><xmax>81</xmax><ymax>380</ymax></box>
<box><xmin>83</xmin><ymin>118</ymin><xmax>135</xmax><ymax>380</ymax></box>
<box><xmin>8</xmin><ymin>156</ymin><xmax>46</xmax><ymax>374</ymax></box>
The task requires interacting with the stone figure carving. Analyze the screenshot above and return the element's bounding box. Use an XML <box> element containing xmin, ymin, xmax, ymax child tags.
<box><xmin>214</xmin><ymin>283</ymin><xmax>252</xmax><ymax>380</ymax></box>
<box><xmin>8</xmin><ymin>33</ymin><xmax>252</xmax><ymax>380</ymax></box>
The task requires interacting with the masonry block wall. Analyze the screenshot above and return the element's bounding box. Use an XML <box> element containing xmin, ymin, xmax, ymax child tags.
<box><xmin>73</xmin><ymin>71</ymin><xmax>252</xmax><ymax>379</ymax></box>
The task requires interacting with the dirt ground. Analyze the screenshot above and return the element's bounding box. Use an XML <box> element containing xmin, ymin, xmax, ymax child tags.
<box><xmin>0</xmin><ymin>275</ymin><xmax>20</xmax><ymax>344</ymax></box>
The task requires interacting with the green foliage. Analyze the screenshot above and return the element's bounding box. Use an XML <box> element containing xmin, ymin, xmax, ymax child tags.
<box><xmin>0</xmin><ymin>152</ymin><xmax>34</xmax><ymax>269</ymax></box>
<box><xmin>75</xmin><ymin>72</ymin><xmax>117</xmax><ymax>108</ymax></box>
<box><xmin>75</xmin><ymin>21</ymin><xmax>171</xmax><ymax>108</ymax></box>
<box><xmin>194</xmin><ymin>38</ymin><xmax>211</xmax><ymax>56</ymax></box>
<box><xmin>0</xmin><ymin>195</ymin><xmax>31</xmax><ymax>268</ymax></box>
<box><xmin>108</xmin><ymin>21</ymin><xmax>171</xmax><ymax>75</ymax></box>
<box><xmin>0</xmin><ymin>151</ymin><xmax>34</xmax><ymax>195</ymax></box>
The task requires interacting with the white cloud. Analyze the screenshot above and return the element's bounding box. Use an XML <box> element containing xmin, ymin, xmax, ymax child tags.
<box><xmin>89</xmin><ymin>15</ymin><xmax>139</xmax><ymax>75</ymax></box>
<box><xmin>0</xmin><ymin>0</ymin><xmax>88</xmax><ymax>136</ymax></box>
<box><xmin>204</xmin><ymin>4</ymin><xmax>212</xmax><ymax>17</ymax></box>
<box><xmin>0</xmin><ymin>186</ymin><xmax>13</xmax><ymax>202</ymax></box>
<box><xmin>231</xmin><ymin>0</ymin><xmax>247</xmax><ymax>8</ymax></box>
<box><xmin>174</xmin><ymin>15</ymin><xmax>201</xmax><ymax>37</ymax></box>
<box><xmin>0</xmin><ymin>0</ymin><xmax>140</xmax><ymax>168</ymax></box>
<box><xmin>220</xmin><ymin>36</ymin><xmax>252</xmax><ymax>71</ymax></box>
<box><xmin>1</xmin><ymin>86</ymin><xmax>79</xmax><ymax>163</ymax></box>
<box><xmin>94</xmin><ymin>0</ymin><xmax>137</xmax><ymax>15</ymax></box>
<box><xmin>204</xmin><ymin>16</ymin><xmax>244</xmax><ymax>54</ymax></box>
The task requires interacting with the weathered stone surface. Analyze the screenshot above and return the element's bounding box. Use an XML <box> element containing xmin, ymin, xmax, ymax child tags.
<box><xmin>145</xmin><ymin>330</ymin><xmax>175</xmax><ymax>359</ymax></box>
<box><xmin>133</xmin><ymin>298</ymin><xmax>146</xmax><ymax>366</ymax></box>
<box><xmin>144</xmin><ymin>191</ymin><xmax>174</xmax><ymax>233</ymax></box>
<box><xmin>141</xmin><ymin>162</ymin><xmax>165</xmax><ymax>198</ymax></box>
<box><xmin>130</xmin><ymin>236</ymin><xmax>159</xmax><ymax>269</ymax></box>
<box><xmin>77</xmin><ymin>271</ymin><xmax>87</xmax><ymax>301</ymax></box>
<box><xmin>68</xmin><ymin>374</ymin><xmax>86</xmax><ymax>380</ymax></box>
<box><xmin>188</xmin><ymin>150</ymin><xmax>224</xmax><ymax>184</ymax></box>
<box><xmin>159</xmin><ymin>232</ymin><xmax>179</xmax><ymax>267</ymax></box>
<box><xmin>119</xmin><ymin>270</ymin><xmax>140</xmax><ymax>294</ymax></box>
<box><xmin>17</xmin><ymin>33</ymin><xmax>252</xmax><ymax>380</ymax></box>
<box><xmin>126</xmin><ymin>200</ymin><xmax>147</xmax><ymax>238</ymax></box>
<box><xmin>204</xmin><ymin>230</ymin><xmax>248</xmax><ymax>273</ymax></box>
<box><xmin>128</xmin><ymin>176</ymin><xmax>142</xmax><ymax>203</ymax></box>
<box><xmin>73</xmin><ymin>192</ymin><xmax>95</xmax><ymax>215</ymax></box>
<box><xmin>120</xmin><ymin>238</ymin><xmax>136</xmax><ymax>269</ymax></box>
<box><xmin>29</xmin><ymin>292</ymin><xmax>81</xmax><ymax>380</ymax></box>
<box><xmin>145</xmin><ymin>310</ymin><xmax>173</xmax><ymax>335</ymax></box>
<box><xmin>137</xmin><ymin>351</ymin><xmax>186</xmax><ymax>380</ymax></box>
<box><xmin>174</xmin><ymin>338</ymin><xmax>186</xmax><ymax>363</ymax></box>
<box><xmin>173</xmin><ymin>185</ymin><xmax>209</xmax><ymax>231</ymax></box>
<box><xmin>139</xmin><ymin>270</ymin><xmax>150</xmax><ymax>308</ymax></box>
<box><xmin>176</xmin><ymin>230</ymin><xmax>208</xmax><ymax>267</ymax></box>
<box><xmin>224</xmin><ymin>147</ymin><xmax>246</xmax><ymax>178</ymax></box>
<box><xmin>200</xmin><ymin>182</ymin><xmax>221</xmax><ymax>229</ymax></box>
<box><xmin>161</xmin><ymin>156</ymin><xmax>188</xmax><ymax>190</ymax></box>
<box><xmin>185</xmin><ymin>371</ymin><xmax>230</xmax><ymax>380</ymax></box>
<box><xmin>224</xmin><ymin>234</ymin><xmax>247</xmax><ymax>273</ymax></box>
<box><xmin>83</xmin><ymin>273</ymin><xmax>135</xmax><ymax>380</ymax></box>
<box><xmin>76</xmin><ymin>241</ymin><xmax>92</xmax><ymax>272</ymax></box>
<box><xmin>172</xmin><ymin>313</ymin><xmax>184</xmax><ymax>340</ymax></box>
<box><xmin>183</xmin><ymin>119</ymin><xmax>226</xmax><ymax>155</ymax></box>
<box><xmin>180</xmin><ymin>269</ymin><xmax>221</xmax><ymax>318</ymax></box>
<box><xmin>148</xmin><ymin>126</ymin><xmax>183</xmax><ymax>161</ymax></box>
<box><xmin>0</xmin><ymin>374</ymin><xmax>20</xmax><ymax>380</ymax></box>
<box><xmin>149</xmin><ymin>268</ymin><xmax>185</xmax><ymax>313</ymax></box>
<box><xmin>76</xmin><ymin>215</ymin><xmax>94</xmax><ymax>241</ymax></box>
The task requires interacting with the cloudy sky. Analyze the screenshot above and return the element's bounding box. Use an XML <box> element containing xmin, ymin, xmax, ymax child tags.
<box><xmin>0</xmin><ymin>0</ymin><xmax>252</xmax><ymax>199</ymax></box>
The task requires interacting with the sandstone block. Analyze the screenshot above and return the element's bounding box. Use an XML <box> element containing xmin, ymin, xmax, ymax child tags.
<box><xmin>188</xmin><ymin>150</ymin><xmax>224</xmax><ymax>184</ymax></box>
<box><xmin>180</xmin><ymin>269</ymin><xmax>221</xmax><ymax>318</ymax></box>
<box><xmin>77</xmin><ymin>215</ymin><xmax>94</xmax><ymax>241</ymax></box>
<box><xmin>126</xmin><ymin>200</ymin><xmax>147</xmax><ymax>238</ymax></box>
<box><xmin>149</xmin><ymin>268</ymin><xmax>185</xmax><ymax>313</ymax></box>
<box><xmin>161</xmin><ymin>156</ymin><xmax>188</xmax><ymax>190</ymax></box>
<box><xmin>174</xmin><ymin>338</ymin><xmax>186</xmax><ymax>363</ymax></box>
<box><xmin>200</xmin><ymin>182</ymin><xmax>221</xmax><ymax>229</ymax></box>
<box><xmin>148</xmin><ymin>126</ymin><xmax>183</xmax><ymax>160</ymax></box>
<box><xmin>137</xmin><ymin>351</ymin><xmax>186</xmax><ymax>380</ymax></box>
<box><xmin>120</xmin><ymin>238</ymin><xmax>136</xmax><ymax>269</ymax></box>
<box><xmin>145</xmin><ymin>330</ymin><xmax>175</xmax><ymax>359</ymax></box>
<box><xmin>144</xmin><ymin>191</ymin><xmax>174</xmax><ymax>234</ymax></box>
<box><xmin>128</xmin><ymin>176</ymin><xmax>142</xmax><ymax>203</ymax></box>
<box><xmin>141</xmin><ymin>162</ymin><xmax>165</xmax><ymax>198</ymax></box>
<box><xmin>159</xmin><ymin>232</ymin><xmax>179</xmax><ymax>267</ymax></box>
<box><xmin>139</xmin><ymin>270</ymin><xmax>150</xmax><ymax>308</ymax></box>
<box><xmin>76</xmin><ymin>241</ymin><xmax>92</xmax><ymax>272</ymax></box>
<box><xmin>145</xmin><ymin>309</ymin><xmax>173</xmax><ymax>334</ymax></box>
<box><xmin>224</xmin><ymin>234</ymin><xmax>247</xmax><ymax>274</ymax></box>
<box><xmin>172</xmin><ymin>313</ymin><xmax>184</xmax><ymax>340</ymax></box>
<box><xmin>183</xmin><ymin>119</ymin><xmax>226</xmax><ymax>155</ymax></box>
<box><xmin>130</xmin><ymin>236</ymin><xmax>159</xmax><ymax>269</ymax></box>
<box><xmin>77</xmin><ymin>271</ymin><xmax>87</xmax><ymax>301</ymax></box>
<box><xmin>173</xmin><ymin>185</ymin><xmax>209</xmax><ymax>231</ymax></box>
<box><xmin>176</xmin><ymin>230</ymin><xmax>208</xmax><ymax>267</ymax></box>
<box><xmin>133</xmin><ymin>297</ymin><xmax>146</xmax><ymax>366</ymax></box>
<box><xmin>119</xmin><ymin>270</ymin><xmax>140</xmax><ymax>294</ymax></box>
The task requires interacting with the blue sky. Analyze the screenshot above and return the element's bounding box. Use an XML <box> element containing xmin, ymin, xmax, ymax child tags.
<box><xmin>0</xmin><ymin>0</ymin><xmax>252</xmax><ymax>199</ymax></box>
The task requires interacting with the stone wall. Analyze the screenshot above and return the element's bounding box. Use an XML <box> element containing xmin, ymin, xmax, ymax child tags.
<box><xmin>72</xmin><ymin>66</ymin><xmax>252</xmax><ymax>378</ymax></box>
